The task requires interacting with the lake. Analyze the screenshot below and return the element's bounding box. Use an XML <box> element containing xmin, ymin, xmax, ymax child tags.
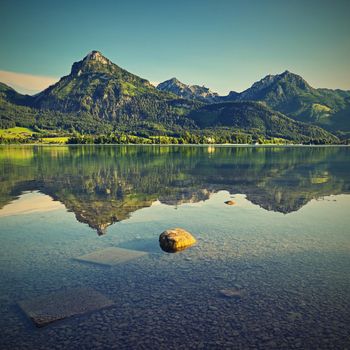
<box><xmin>0</xmin><ymin>145</ymin><xmax>349</xmax><ymax>349</ymax></box>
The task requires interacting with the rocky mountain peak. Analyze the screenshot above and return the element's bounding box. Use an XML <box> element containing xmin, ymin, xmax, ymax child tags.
<box><xmin>70</xmin><ymin>51</ymin><xmax>115</xmax><ymax>76</ymax></box>
<box><xmin>158</xmin><ymin>78</ymin><xmax>185</xmax><ymax>89</ymax></box>
<box><xmin>169</xmin><ymin>77</ymin><xmax>180</xmax><ymax>83</ymax></box>
<box><xmin>83</xmin><ymin>50</ymin><xmax>109</xmax><ymax>65</ymax></box>
<box><xmin>238</xmin><ymin>70</ymin><xmax>313</xmax><ymax>101</ymax></box>
<box><xmin>277</xmin><ymin>70</ymin><xmax>312</xmax><ymax>90</ymax></box>
<box><xmin>157</xmin><ymin>77</ymin><xmax>219</xmax><ymax>102</ymax></box>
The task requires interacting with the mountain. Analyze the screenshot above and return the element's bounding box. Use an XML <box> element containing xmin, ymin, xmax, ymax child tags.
<box><xmin>0</xmin><ymin>83</ymin><xmax>30</xmax><ymax>105</ymax></box>
<box><xmin>188</xmin><ymin>101</ymin><xmax>338</xmax><ymax>144</ymax></box>
<box><xmin>157</xmin><ymin>77</ymin><xmax>219</xmax><ymax>103</ymax></box>
<box><xmin>0</xmin><ymin>51</ymin><xmax>203</xmax><ymax>133</ymax></box>
<box><xmin>32</xmin><ymin>51</ymin><xmax>199</xmax><ymax>128</ymax></box>
<box><xmin>226</xmin><ymin>71</ymin><xmax>350</xmax><ymax>132</ymax></box>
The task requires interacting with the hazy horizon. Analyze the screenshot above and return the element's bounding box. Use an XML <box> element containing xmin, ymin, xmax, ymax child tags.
<box><xmin>3</xmin><ymin>61</ymin><xmax>349</xmax><ymax>96</ymax></box>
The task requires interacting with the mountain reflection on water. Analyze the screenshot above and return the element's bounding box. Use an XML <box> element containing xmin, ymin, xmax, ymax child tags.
<box><xmin>0</xmin><ymin>145</ymin><xmax>349</xmax><ymax>235</ymax></box>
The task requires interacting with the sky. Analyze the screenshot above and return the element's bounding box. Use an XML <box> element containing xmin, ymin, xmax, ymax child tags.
<box><xmin>0</xmin><ymin>0</ymin><xmax>349</xmax><ymax>95</ymax></box>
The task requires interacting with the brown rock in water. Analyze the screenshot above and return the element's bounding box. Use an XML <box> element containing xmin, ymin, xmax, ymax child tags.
<box><xmin>159</xmin><ymin>228</ymin><xmax>196</xmax><ymax>253</ymax></box>
<box><xmin>224</xmin><ymin>200</ymin><xmax>236</xmax><ymax>205</ymax></box>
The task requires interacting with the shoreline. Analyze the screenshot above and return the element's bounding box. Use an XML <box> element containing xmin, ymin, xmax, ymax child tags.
<box><xmin>0</xmin><ymin>143</ymin><xmax>349</xmax><ymax>147</ymax></box>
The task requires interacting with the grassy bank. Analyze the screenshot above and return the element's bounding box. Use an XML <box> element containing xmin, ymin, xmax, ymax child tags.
<box><xmin>0</xmin><ymin>127</ymin><xmax>347</xmax><ymax>145</ymax></box>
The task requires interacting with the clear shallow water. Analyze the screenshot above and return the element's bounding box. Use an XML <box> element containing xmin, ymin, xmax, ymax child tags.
<box><xmin>0</xmin><ymin>145</ymin><xmax>349</xmax><ymax>349</ymax></box>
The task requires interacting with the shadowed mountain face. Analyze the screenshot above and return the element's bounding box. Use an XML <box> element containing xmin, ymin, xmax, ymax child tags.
<box><xmin>0</xmin><ymin>146</ymin><xmax>349</xmax><ymax>234</ymax></box>
<box><xmin>187</xmin><ymin>102</ymin><xmax>338</xmax><ymax>144</ymax></box>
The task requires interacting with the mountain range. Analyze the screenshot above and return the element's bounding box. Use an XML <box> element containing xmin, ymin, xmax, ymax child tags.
<box><xmin>156</xmin><ymin>70</ymin><xmax>350</xmax><ymax>134</ymax></box>
<box><xmin>0</xmin><ymin>50</ymin><xmax>349</xmax><ymax>143</ymax></box>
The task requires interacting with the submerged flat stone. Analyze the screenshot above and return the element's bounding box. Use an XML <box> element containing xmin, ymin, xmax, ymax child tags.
<box><xmin>75</xmin><ymin>247</ymin><xmax>148</xmax><ymax>266</ymax></box>
<box><xmin>219</xmin><ymin>288</ymin><xmax>244</xmax><ymax>299</ymax></box>
<box><xmin>18</xmin><ymin>287</ymin><xmax>114</xmax><ymax>327</ymax></box>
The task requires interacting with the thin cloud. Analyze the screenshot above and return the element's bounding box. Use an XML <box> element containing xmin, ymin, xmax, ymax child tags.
<box><xmin>0</xmin><ymin>70</ymin><xmax>58</xmax><ymax>95</ymax></box>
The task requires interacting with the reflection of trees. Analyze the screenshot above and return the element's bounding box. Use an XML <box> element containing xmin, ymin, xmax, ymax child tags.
<box><xmin>0</xmin><ymin>145</ymin><xmax>348</xmax><ymax>234</ymax></box>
